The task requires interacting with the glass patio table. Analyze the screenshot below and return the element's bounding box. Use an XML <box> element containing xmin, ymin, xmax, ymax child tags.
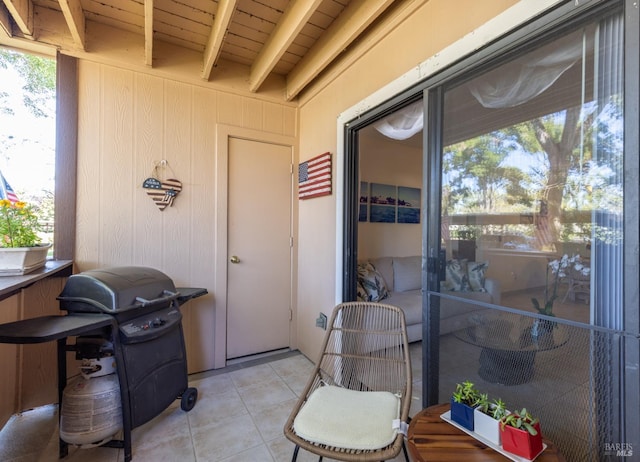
<box><xmin>454</xmin><ymin>311</ymin><xmax>569</xmax><ymax>385</ymax></box>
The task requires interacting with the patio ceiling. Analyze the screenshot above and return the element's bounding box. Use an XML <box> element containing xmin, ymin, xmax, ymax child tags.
<box><xmin>0</xmin><ymin>0</ymin><xmax>402</xmax><ymax>100</ymax></box>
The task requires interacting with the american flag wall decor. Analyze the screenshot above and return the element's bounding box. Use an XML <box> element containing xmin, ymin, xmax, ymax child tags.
<box><xmin>298</xmin><ymin>152</ymin><xmax>332</xmax><ymax>200</ymax></box>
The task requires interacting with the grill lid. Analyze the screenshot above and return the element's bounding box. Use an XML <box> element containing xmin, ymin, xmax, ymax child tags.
<box><xmin>58</xmin><ymin>266</ymin><xmax>178</xmax><ymax>314</ymax></box>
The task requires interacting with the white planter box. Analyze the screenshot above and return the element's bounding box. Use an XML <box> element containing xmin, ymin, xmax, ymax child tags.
<box><xmin>473</xmin><ymin>407</ymin><xmax>504</xmax><ymax>446</ymax></box>
<box><xmin>0</xmin><ymin>244</ymin><xmax>51</xmax><ymax>275</ymax></box>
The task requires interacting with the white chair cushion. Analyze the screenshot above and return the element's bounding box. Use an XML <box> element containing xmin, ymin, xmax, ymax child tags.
<box><xmin>293</xmin><ymin>385</ymin><xmax>400</xmax><ymax>450</ymax></box>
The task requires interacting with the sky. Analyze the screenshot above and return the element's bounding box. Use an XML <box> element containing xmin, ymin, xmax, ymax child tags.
<box><xmin>0</xmin><ymin>62</ymin><xmax>56</xmax><ymax>200</ymax></box>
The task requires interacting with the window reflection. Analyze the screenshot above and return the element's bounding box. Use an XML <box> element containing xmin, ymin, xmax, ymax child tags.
<box><xmin>440</xmin><ymin>19</ymin><xmax>623</xmax><ymax>325</ymax></box>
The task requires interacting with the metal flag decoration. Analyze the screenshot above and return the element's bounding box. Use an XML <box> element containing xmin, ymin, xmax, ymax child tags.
<box><xmin>298</xmin><ymin>152</ymin><xmax>332</xmax><ymax>200</ymax></box>
<box><xmin>142</xmin><ymin>161</ymin><xmax>182</xmax><ymax>211</ymax></box>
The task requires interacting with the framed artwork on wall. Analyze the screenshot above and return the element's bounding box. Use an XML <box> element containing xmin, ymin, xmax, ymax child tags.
<box><xmin>359</xmin><ymin>181</ymin><xmax>369</xmax><ymax>222</ymax></box>
<box><xmin>370</xmin><ymin>183</ymin><xmax>397</xmax><ymax>223</ymax></box>
<box><xmin>397</xmin><ymin>186</ymin><xmax>421</xmax><ymax>224</ymax></box>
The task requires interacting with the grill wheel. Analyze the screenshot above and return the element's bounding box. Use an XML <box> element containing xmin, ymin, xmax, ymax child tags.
<box><xmin>181</xmin><ymin>387</ymin><xmax>198</xmax><ymax>412</ymax></box>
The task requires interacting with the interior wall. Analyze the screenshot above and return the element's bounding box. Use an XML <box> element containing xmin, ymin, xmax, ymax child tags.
<box><xmin>358</xmin><ymin>131</ymin><xmax>423</xmax><ymax>260</ymax></box>
<box><xmin>75</xmin><ymin>59</ymin><xmax>297</xmax><ymax>373</ymax></box>
<box><xmin>295</xmin><ymin>0</ymin><xmax>543</xmax><ymax>359</ymax></box>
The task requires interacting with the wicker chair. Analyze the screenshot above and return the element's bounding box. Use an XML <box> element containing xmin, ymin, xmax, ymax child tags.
<box><xmin>283</xmin><ymin>301</ymin><xmax>412</xmax><ymax>462</ymax></box>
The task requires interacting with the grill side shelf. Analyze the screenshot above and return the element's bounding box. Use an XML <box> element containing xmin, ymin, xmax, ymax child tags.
<box><xmin>0</xmin><ymin>314</ymin><xmax>115</xmax><ymax>344</ymax></box>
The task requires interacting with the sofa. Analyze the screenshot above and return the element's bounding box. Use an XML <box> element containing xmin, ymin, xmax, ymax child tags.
<box><xmin>357</xmin><ymin>256</ymin><xmax>501</xmax><ymax>343</ymax></box>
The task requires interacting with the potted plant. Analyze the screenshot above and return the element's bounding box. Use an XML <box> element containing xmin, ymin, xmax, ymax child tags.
<box><xmin>500</xmin><ymin>408</ymin><xmax>544</xmax><ymax>459</ymax></box>
<box><xmin>450</xmin><ymin>380</ymin><xmax>481</xmax><ymax>431</ymax></box>
<box><xmin>473</xmin><ymin>395</ymin><xmax>509</xmax><ymax>446</ymax></box>
<box><xmin>0</xmin><ymin>199</ymin><xmax>51</xmax><ymax>275</ymax></box>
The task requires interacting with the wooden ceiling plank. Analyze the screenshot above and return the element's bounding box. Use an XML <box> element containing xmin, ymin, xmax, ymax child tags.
<box><xmin>144</xmin><ymin>0</ymin><xmax>152</xmax><ymax>65</ymax></box>
<box><xmin>2</xmin><ymin>0</ymin><xmax>33</xmax><ymax>37</ymax></box>
<box><xmin>0</xmin><ymin>4</ymin><xmax>11</xmax><ymax>36</ymax></box>
<box><xmin>286</xmin><ymin>0</ymin><xmax>394</xmax><ymax>100</ymax></box>
<box><xmin>249</xmin><ymin>0</ymin><xmax>323</xmax><ymax>92</ymax></box>
<box><xmin>58</xmin><ymin>0</ymin><xmax>85</xmax><ymax>49</ymax></box>
<box><xmin>202</xmin><ymin>0</ymin><xmax>237</xmax><ymax>79</ymax></box>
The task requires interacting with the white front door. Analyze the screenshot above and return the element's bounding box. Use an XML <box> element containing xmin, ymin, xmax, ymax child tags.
<box><xmin>226</xmin><ymin>136</ymin><xmax>293</xmax><ymax>359</ymax></box>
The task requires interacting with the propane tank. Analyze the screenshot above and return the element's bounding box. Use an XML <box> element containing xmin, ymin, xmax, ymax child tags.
<box><xmin>60</xmin><ymin>355</ymin><xmax>122</xmax><ymax>447</ymax></box>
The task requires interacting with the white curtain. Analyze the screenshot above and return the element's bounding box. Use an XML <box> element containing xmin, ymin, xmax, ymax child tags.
<box><xmin>373</xmin><ymin>100</ymin><xmax>423</xmax><ymax>140</ymax></box>
<box><xmin>468</xmin><ymin>32</ymin><xmax>584</xmax><ymax>108</ymax></box>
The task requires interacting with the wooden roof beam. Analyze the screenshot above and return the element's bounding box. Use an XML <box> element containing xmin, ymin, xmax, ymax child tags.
<box><xmin>144</xmin><ymin>0</ymin><xmax>153</xmax><ymax>66</ymax></box>
<box><xmin>202</xmin><ymin>0</ymin><xmax>237</xmax><ymax>80</ymax></box>
<box><xmin>58</xmin><ymin>0</ymin><xmax>85</xmax><ymax>49</ymax></box>
<box><xmin>2</xmin><ymin>0</ymin><xmax>33</xmax><ymax>37</ymax></box>
<box><xmin>285</xmin><ymin>0</ymin><xmax>394</xmax><ymax>101</ymax></box>
<box><xmin>249</xmin><ymin>0</ymin><xmax>323</xmax><ymax>92</ymax></box>
<box><xmin>0</xmin><ymin>4</ymin><xmax>11</xmax><ymax>37</ymax></box>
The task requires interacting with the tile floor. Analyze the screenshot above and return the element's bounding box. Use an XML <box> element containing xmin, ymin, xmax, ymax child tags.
<box><xmin>0</xmin><ymin>345</ymin><xmax>425</xmax><ymax>462</ymax></box>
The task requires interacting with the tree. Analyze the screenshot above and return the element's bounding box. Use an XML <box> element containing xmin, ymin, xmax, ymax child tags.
<box><xmin>443</xmin><ymin>134</ymin><xmax>534</xmax><ymax>215</ymax></box>
<box><xmin>0</xmin><ymin>49</ymin><xmax>56</xmax><ymax>118</ymax></box>
<box><xmin>505</xmin><ymin>105</ymin><xmax>597</xmax><ymax>244</ymax></box>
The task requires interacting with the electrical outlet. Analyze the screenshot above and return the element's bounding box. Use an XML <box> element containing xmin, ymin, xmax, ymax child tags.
<box><xmin>315</xmin><ymin>312</ymin><xmax>327</xmax><ymax>330</ymax></box>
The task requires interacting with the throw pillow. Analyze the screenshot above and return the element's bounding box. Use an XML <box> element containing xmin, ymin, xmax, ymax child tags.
<box><xmin>357</xmin><ymin>262</ymin><xmax>389</xmax><ymax>302</ymax></box>
<box><xmin>356</xmin><ymin>280</ymin><xmax>368</xmax><ymax>301</ymax></box>
<box><xmin>393</xmin><ymin>256</ymin><xmax>422</xmax><ymax>292</ymax></box>
<box><xmin>467</xmin><ymin>261</ymin><xmax>488</xmax><ymax>292</ymax></box>
<box><xmin>445</xmin><ymin>259</ymin><xmax>469</xmax><ymax>291</ymax></box>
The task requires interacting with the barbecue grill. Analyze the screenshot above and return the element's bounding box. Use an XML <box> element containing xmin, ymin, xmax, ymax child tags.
<box><xmin>0</xmin><ymin>266</ymin><xmax>206</xmax><ymax>462</ymax></box>
<box><xmin>61</xmin><ymin>266</ymin><xmax>201</xmax><ymax>419</ymax></box>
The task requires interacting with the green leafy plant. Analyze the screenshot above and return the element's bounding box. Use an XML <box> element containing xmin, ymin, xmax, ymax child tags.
<box><xmin>0</xmin><ymin>200</ymin><xmax>42</xmax><ymax>248</ymax></box>
<box><xmin>452</xmin><ymin>380</ymin><xmax>481</xmax><ymax>406</ymax></box>
<box><xmin>531</xmin><ymin>253</ymin><xmax>590</xmax><ymax>316</ymax></box>
<box><xmin>477</xmin><ymin>395</ymin><xmax>509</xmax><ymax>420</ymax></box>
<box><xmin>500</xmin><ymin>408</ymin><xmax>539</xmax><ymax>435</ymax></box>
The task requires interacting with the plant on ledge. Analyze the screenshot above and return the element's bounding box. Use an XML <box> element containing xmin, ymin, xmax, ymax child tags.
<box><xmin>450</xmin><ymin>380</ymin><xmax>481</xmax><ymax>431</ymax></box>
<box><xmin>0</xmin><ymin>200</ymin><xmax>42</xmax><ymax>248</ymax></box>
<box><xmin>500</xmin><ymin>408</ymin><xmax>544</xmax><ymax>459</ymax></box>
<box><xmin>531</xmin><ymin>253</ymin><xmax>590</xmax><ymax>317</ymax></box>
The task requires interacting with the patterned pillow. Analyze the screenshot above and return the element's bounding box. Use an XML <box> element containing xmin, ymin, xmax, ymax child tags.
<box><xmin>445</xmin><ymin>259</ymin><xmax>469</xmax><ymax>291</ymax></box>
<box><xmin>356</xmin><ymin>280</ymin><xmax>369</xmax><ymax>301</ymax></box>
<box><xmin>467</xmin><ymin>261</ymin><xmax>488</xmax><ymax>292</ymax></box>
<box><xmin>357</xmin><ymin>262</ymin><xmax>389</xmax><ymax>302</ymax></box>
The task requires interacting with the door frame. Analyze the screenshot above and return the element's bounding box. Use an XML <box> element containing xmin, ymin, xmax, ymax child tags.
<box><xmin>214</xmin><ymin>124</ymin><xmax>297</xmax><ymax>368</ymax></box>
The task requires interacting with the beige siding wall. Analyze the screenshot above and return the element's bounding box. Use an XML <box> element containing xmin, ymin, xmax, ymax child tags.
<box><xmin>295</xmin><ymin>0</ymin><xmax>525</xmax><ymax>358</ymax></box>
<box><xmin>75</xmin><ymin>61</ymin><xmax>297</xmax><ymax>372</ymax></box>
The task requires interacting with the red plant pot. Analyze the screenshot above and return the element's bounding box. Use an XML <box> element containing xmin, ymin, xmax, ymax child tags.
<box><xmin>500</xmin><ymin>421</ymin><xmax>543</xmax><ymax>460</ymax></box>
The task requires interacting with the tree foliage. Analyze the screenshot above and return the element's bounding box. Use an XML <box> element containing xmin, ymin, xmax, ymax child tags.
<box><xmin>0</xmin><ymin>49</ymin><xmax>55</xmax><ymax>118</ymax></box>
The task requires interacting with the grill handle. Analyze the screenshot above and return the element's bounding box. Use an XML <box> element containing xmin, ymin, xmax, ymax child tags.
<box><xmin>134</xmin><ymin>290</ymin><xmax>179</xmax><ymax>307</ymax></box>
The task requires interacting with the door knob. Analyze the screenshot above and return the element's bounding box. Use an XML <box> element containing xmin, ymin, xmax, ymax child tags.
<box><xmin>230</xmin><ymin>255</ymin><xmax>240</xmax><ymax>264</ymax></box>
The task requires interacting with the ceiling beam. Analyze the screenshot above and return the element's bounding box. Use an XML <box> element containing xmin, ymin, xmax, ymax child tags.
<box><xmin>0</xmin><ymin>4</ymin><xmax>11</xmax><ymax>37</ymax></box>
<box><xmin>144</xmin><ymin>0</ymin><xmax>153</xmax><ymax>66</ymax></box>
<box><xmin>202</xmin><ymin>0</ymin><xmax>237</xmax><ymax>80</ymax></box>
<box><xmin>2</xmin><ymin>0</ymin><xmax>33</xmax><ymax>37</ymax></box>
<box><xmin>58</xmin><ymin>0</ymin><xmax>85</xmax><ymax>49</ymax></box>
<box><xmin>249</xmin><ymin>0</ymin><xmax>323</xmax><ymax>92</ymax></box>
<box><xmin>285</xmin><ymin>0</ymin><xmax>394</xmax><ymax>101</ymax></box>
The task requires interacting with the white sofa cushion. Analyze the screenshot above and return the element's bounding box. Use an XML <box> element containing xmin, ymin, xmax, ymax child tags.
<box><xmin>393</xmin><ymin>256</ymin><xmax>421</xmax><ymax>292</ymax></box>
<box><xmin>369</xmin><ymin>257</ymin><xmax>394</xmax><ymax>291</ymax></box>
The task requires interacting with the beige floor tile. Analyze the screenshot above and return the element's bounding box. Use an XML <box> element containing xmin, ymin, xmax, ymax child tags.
<box><xmin>251</xmin><ymin>398</ymin><xmax>297</xmax><ymax>442</ymax></box>
<box><xmin>189</xmin><ymin>372</ymin><xmax>236</xmax><ymax>396</ymax></box>
<box><xmin>229</xmin><ymin>363</ymin><xmax>281</xmax><ymax>389</ymax></box>
<box><xmin>236</xmin><ymin>377</ymin><xmax>297</xmax><ymax>414</ymax></box>
<box><xmin>191</xmin><ymin>412</ymin><xmax>263</xmax><ymax>461</ymax></box>
<box><xmin>187</xmin><ymin>388</ymin><xmax>248</xmax><ymax>429</ymax></box>
<box><xmin>219</xmin><ymin>443</ymin><xmax>275</xmax><ymax>462</ymax></box>
<box><xmin>266</xmin><ymin>435</ymin><xmax>298</xmax><ymax>462</ymax></box>
<box><xmin>131</xmin><ymin>401</ymin><xmax>190</xmax><ymax>450</ymax></box>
